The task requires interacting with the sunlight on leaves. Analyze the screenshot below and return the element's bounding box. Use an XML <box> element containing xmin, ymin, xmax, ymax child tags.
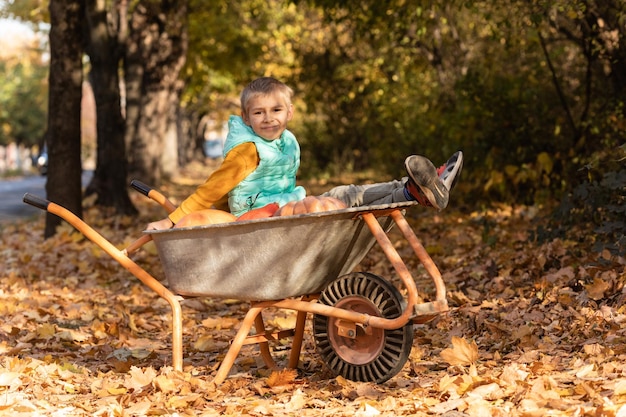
<box><xmin>440</xmin><ymin>336</ymin><xmax>479</xmax><ymax>366</ymax></box>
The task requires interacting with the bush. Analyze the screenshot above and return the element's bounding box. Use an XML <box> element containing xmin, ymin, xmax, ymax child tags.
<box><xmin>537</xmin><ymin>145</ymin><xmax>626</xmax><ymax>256</ymax></box>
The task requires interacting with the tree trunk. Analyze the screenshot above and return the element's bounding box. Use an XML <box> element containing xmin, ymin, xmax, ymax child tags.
<box><xmin>84</xmin><ymin>0</ymin><xmax>137</xmax><ymax>215</ymax></box>
<box><xmin>598</xmin><ymin>0</ymin><xmax>626</xmax><ymax>106</ymax></box>
<box><xmin>125</xmin><ymin>0</ymin><xmax>188</xmax><ymax>186</ymax></box>
<box><xmin>45</xmin><ymin>0</ymin><xmax>84</xmax><ymax>238</ymax></box>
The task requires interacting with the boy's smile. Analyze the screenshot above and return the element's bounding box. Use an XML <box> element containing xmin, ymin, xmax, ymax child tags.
<box><xmin>242</xmin><ymin>93</ymin><xmax>294</xmax><ymax>141</ymax></box>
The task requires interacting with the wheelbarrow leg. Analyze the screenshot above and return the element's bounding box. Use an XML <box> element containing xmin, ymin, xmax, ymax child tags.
<box><xmin>390</xmin><ymin>210</ymin><xmax>447</xmax><ymax>302</ymax></box>
<box><xmin>288</xmin><ymin>309</ymin><xmax>307</xmax><ymax>369</ymax></box>
<box><xmin>254</xmin><ymin>312</ymin><xmax>278</xmax><ymax>370</ymax></box>
<box><xmin>169</xmin><ymin>298</ymin><xmax>184</xmax><ymax>371</ymax></box>
<box><xmin>214</xmin><ymin>306</ymin><xmax>263</xmax><ymax>385</ymax></box>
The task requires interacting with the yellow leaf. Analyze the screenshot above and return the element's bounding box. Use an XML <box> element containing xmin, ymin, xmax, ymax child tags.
<box><xmin>107</xmin><ymin>386</ymin><xmax>127</xmax><ymax>395</ymax></box>
<box><xmin>440</xmin><ymin>336</ymin><xmax>478</xmax><ymax>366</ymax></box>
<box><xmin>37</xmin><ymin>323</ymin><xmax>56</xmax><ymax>339</ymax></box>
<box><xmin>201</xmin><ymin>316</ymin><xmax>239</xmax><ymax>330</ymax></box>
<box><xmin>455</xmin><ymin>374</ymin><xmax>476</xmax><ymax>395</ymax></box>
<box><xmin>154</xmin><ymin>374</ymin><xmax>179</xmax><ymax>393</ymax></box>
<box><xmin>167</xmin><ymin>394</ymin><xmax>202</xmax><ymax>409</ymax></box>
<box><xmin>536</xmin><ymin>152</ymin><xmax>553</xmax><ymax>174</ymax></box>
<box><xmin>438</xmin><ymin>374</ymin><xmax>461</xmax><ymax>394</ymax></box>
<box><xmin>267</xmin><ymin>314</ymin><xmax>297</xmax><ymax>330</ymax></box>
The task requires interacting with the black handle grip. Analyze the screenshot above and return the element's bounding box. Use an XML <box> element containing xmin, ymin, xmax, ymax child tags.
<box><xmin>23</xmin><ymin>193</ymin><xmax>50</xmax><ymax>211</ymax></box>
<box><xmin>130</xmin><ymin>179</ymin><xmax>152</xmax><ymax>196</ymax></box>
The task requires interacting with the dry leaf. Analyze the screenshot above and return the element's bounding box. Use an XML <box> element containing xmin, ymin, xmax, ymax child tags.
<box><xmin>585</xmin><ymin>277</ymin><xmax>610</xmax><ymax>300</ymax></box>
<box><xmin>0</xmin><ymin>372</ymin><xmax>22</xmax><ymax>388</ymax></box>
<box><xmin>440</xmin><ymin>336</ymin><xmax>479</xmax><ymax>366</ymax></box>
<box><xmin>106</xmin><ymin>386</ymin><xmax>127</xmax><ymax>395</ymax></box>
<box><xmin>201</xmin><ymin>316</ymin><xmax>239</xmax><ymax>330</ymax></box>
<box><xmin>126</xmin><ymin>366</ymin><xmax>157</xmax><ymax>391</ymax></box>
<box><xmin>285</xmin><ymin>388</ymin><xmax>307</xmax><ymax>411</ymax></box>
<box><xmin>467</xmin><ymin>382</ymin><xmax>505</xmax><ymax>401</ymax></box>
<box><xmin>154</xmin><ymin>374</ymin><xmax>179</xmax><ymax>394</ymax></box>
<box><xmin>266</xmin><ymin>368</ymin><xmax>298</xmax><ymax>388</ymax></box>
<box><xmin>167</xmin><ymin>394</ymin><xmax>202</xmax><ymax>409</ymax></box>
<box><xmin>356</xmin><ymin>402</ymin><xmax>381</xmax><ymax>416</ymax></box>
<box><xmin>3</xmin><ymin>185</ymin><xmax>626</xmax><ymax>416</ymax></box>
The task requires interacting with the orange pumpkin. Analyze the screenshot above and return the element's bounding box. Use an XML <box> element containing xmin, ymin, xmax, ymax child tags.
<box><xmin>273</xmin><ymin>196</ymin><xmax>347</xmax><ymax>217</ymax></box>
<box><xmin>173</xmin><ymin>209</ymin><xmax>236</xmax><ymax>228</ymax></box>
<box><xmin>236</xmin><ymin>202</ymin><xmax>280</xmax><ymax>221</ymax></box>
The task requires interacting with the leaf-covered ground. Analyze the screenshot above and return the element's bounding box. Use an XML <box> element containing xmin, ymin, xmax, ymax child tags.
<box><xmin>1</xmin><ymin>168</ymin><xmax>625</xmax><ymax>416</ymax></box>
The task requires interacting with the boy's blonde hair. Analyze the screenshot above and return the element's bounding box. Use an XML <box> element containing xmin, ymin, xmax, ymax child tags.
<box><xmin>240</xmin><ymin>77</ymin><xmax>294</xmax><ymax>115</ymax></box>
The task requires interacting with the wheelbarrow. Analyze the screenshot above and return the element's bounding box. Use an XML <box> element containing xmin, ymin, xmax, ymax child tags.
<box><xmin>23</xmin><ymin>180</ymin><xmax>448</xmax><ymax>384</ymax></box>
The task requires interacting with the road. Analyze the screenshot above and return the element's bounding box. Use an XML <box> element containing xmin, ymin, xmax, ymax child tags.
<box><xmin>0</xmin><ymin>171</ymin><xmax>92</xmax><ymax>222</ymax></box>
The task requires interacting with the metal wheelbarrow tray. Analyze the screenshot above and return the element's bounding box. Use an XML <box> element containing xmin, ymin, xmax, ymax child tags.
<box><xmin>23</xmin><ymin>180</ymin><xmax>448</xmax><ymax>385</ymax></box>
<box><xmin>151</xmin><ymin>204</ymin><xmax>396</xmax><ymax>300</ymax></box>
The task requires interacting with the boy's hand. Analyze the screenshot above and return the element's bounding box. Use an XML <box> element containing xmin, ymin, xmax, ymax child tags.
<box><xmin>146</xmin><ymin>217</ymin><xmax>174</xmax><ymax>230</ymax></box>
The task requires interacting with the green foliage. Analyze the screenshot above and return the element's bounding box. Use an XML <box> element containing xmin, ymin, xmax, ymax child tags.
<box><xmin>0</xmin><ymin>56</ymin><xmax>48</xmax><ymax>147</ymax></box>
<box><xmin>182</xmin><ymin>0</ymin><xmax>307</xmax><ymax>123</ymax></box>
<box><xmin>537</xmin><ymin>144</ymin><xmax>626</xmax><ymax>256</ymax></box>
<box><xmin>1</xmin><ymin>1</ymin><xmax>49</xmax><ymax>148</ymax></box>
<box><xmin>3</xmin><ymin>0</ymin><xmax>624</xmax><ymax>214</ymax></box>
<box><xmin>0</xmin><ymin>0</ymin><xmax>49</xmax><ymax>23</ymax></box>
<box><xmin>289</xmin><ymin>0</ymin><xmax>624</xmax><ymax>202</ymax></box>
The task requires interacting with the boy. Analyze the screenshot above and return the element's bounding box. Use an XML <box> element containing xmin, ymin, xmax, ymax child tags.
<box><xmin>147</xmin><ymin>77</ymin><xmax>462</xmax><ymax>230</ymax></box>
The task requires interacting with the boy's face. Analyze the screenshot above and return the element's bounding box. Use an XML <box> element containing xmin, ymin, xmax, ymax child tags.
<box><xmin>242</xmin><ymin>93</ymin><xmax>294</xmax><ymax>140</ymax></box>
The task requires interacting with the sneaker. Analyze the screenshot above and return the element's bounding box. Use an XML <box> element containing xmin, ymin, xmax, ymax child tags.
<box><xmin>437</xmin><ymin>151</ymin><xmax>463</xmax><ymax>191</ymax></box>
<box><xmin>404</xmin><ymin>155</ymin><xmax>449</xmax><ymax>210</ymax></box>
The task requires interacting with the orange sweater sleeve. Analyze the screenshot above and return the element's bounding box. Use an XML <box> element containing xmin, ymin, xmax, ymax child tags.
<box><xmin>168</xmin><ymin>142</ymin><xmax>259</xmax><ymax>224</ymax></box>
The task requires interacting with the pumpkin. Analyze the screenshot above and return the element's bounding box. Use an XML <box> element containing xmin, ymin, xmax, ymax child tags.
<box><xmin>273</xmin><ymin>196</ymin><xmax>347</xmax><ymax>217</ymax></box>
<box><xmin>236</xmin><ymin>202</ymin><xmax>280</xmax><ymax>221</ymax></box>
<box><xmin>173</xmin><ymin>209</ymin><xmax>236</xmax><ymax>228</ymax></box>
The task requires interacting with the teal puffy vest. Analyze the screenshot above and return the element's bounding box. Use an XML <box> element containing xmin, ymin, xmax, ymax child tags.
<box><xmin>224</xmin><ymin>116</ymin><xmax>306</xmax><ymax>216</ymax></box>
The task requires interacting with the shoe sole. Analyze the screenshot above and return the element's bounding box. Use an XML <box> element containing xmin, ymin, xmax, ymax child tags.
<box><xmin>405</xmin><ymin>155</ymin><xmax>449</xmax><ymax>210</ymax></box>
<box><xmin>440</xmin><ymin>151</ymin><xmax>463</xmax><ymax>191</ymax></box>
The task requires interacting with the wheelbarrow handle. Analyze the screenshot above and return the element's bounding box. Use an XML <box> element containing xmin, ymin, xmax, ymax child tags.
<box><xmin>23</xmin><ymin>193</ymin><xmax>49</xmax><ymax>211</ymax></box>
<box><xmin>129</xmin><ymin>179</ymin><xmax>177</xmax><ymax>214</ymax></box>
<box><xmin>130</xmin><ymin>180</ymin><xmax>152</xmax><ymax>196</ymax></box>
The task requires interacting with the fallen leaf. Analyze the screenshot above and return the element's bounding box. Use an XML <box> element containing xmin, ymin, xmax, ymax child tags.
<box><xmin>440</xmin><ymin>336</ymin><xmax>479</xmax><ymax>366</ymax></box>
<box><xmin>267</xmin><ymin>368</ymin><xmax>298</xmax><ymax>387</ymax></box>
<box><xmin>154</xmin><ymin>374</ymin><xmax>179</xmax><ymax>394</ymax></box>
<box><xmin>585</xmin><ymin>277</ymin><xmax>610</xmax><ymax>300</ymax></box>
<box><xmin>0</xmin><ymin>372</ymin><xmax>22</xmax><ymax>388</ymax></box>
<box><xmin>126</xmin><ymin>366</ymin><xmax>157</xmax><ymax>391</ymax></box>
<box><xmin>356</xmin><ymin>402</ymin><xmax>381</xmax><ymax>416</ymax></box>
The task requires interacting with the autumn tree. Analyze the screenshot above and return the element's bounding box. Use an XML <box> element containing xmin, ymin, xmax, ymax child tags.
<box><xmin>83</xmin><ymin>0</ymin><xmax>188</xmax><ymax>211</ymax></box>
<box><xmin>44</xmin><ymin>0</ymin><xmax>83</xmax><ymax>237</ymax></box>
<box><xmin>83</xmin><ymin>0</ymin><xmax>136</xmax><ymax>214</ymax></box>
<box><xmin>124</xmin><ymin>1</ymin><xmax>188</xmax><ymax>185</ymax></box>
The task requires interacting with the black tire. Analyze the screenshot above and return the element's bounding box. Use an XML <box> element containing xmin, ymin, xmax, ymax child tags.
<box><xmin>313</xmin><ymin>272</ymin><xmax>413</xmax><ymax>383</ymax></box>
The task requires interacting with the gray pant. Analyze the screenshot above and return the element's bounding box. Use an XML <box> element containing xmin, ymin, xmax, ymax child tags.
<box><xmin>321</xmin><ymin>178</ymin><xmax>410</xmax><ymax>207</ymax></box>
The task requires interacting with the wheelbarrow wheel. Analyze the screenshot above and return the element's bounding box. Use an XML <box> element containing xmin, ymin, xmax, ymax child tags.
<box><xmin>313</xmin><ymin>272</ymin><xmax>413</xmax><ymax>383</ymax></box>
